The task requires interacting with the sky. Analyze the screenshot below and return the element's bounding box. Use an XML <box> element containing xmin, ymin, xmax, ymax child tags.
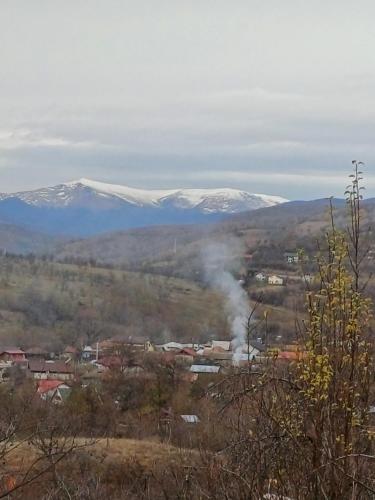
<box><xmin>1</xmin><ymin>1</ymin><xmax>375</xmax><ymax>199</ymax></box>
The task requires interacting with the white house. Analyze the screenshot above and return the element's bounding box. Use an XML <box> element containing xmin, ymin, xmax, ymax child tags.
<box><xmin>81</xmin><ymin>345</ymin><xmax>95</xmax><ymax>361</ymax></box>
<box><xmin>211</xmin><ymin>340</ymin><xmax>231</xmax><ymax>352</ymax></box>
<box><xmin>284</xmin><ymin>252</ymin><xmax>299</xmax><ymax>264</ymax></box>
<box><xmin>268</xmin><ymin>275</ymin><xmax>284</xmax><ymax>286</ymax></box>
<box><xmin>239</xmin><ymin>341</ymin><xmax>266</xmax><ymax>360</ymax></box>
<box><xmin>255</xmin><ymin>272</ymin><xmax>267</xmax><ymax>282</ymax></box>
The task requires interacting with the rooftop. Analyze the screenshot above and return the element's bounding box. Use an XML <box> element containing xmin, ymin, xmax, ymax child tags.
<box><xmin>29</xmin><ymin>360</ymin><xmax>74</xmax><ymax>374</ymax></box>
<box><xmin>37</xmin><ymin>379</ymin><xmax>65</xmax><ymax>394</ymax></box>
<box><xmin>190</xmin><ymin>365</ymin><xmax>220</xmax><ymax>374</ymax></box>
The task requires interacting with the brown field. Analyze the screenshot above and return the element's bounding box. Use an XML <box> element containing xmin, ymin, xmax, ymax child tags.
<box><xmin>6</xmin><ymin>437</ymin><xmax>198</xmax><ymax>469</ymax></box>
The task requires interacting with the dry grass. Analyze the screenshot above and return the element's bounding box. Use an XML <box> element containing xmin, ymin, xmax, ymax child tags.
<box><xmin>0</xmin><ymin>438</ymin><xmax>203</xmax><ymax>499</ymax></box>
<box><xmin>81</xmin><ymin>437</ymin><xmax>198</xmax><ymax>467</ymax></box>
<box><xmin>4</xmin><ymin>437</ymin><xmax>198</xmax><ymax>471</ymax></box>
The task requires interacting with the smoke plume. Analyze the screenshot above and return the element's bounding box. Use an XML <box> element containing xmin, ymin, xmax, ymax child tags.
<box><xmin>202</xmin><ymin>241</ymin><xmax>249</xmax><ymax>365</ymax></box>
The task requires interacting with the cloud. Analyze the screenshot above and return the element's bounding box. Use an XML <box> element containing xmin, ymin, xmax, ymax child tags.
<box><xmin>0</xmin><ymin>1</ymin><xmax>375</xmax><ymax>197</ymax></box>
<box><xmin>0</xmin><ymin>128</ymin><xmax>94</xmax><ymax>150</ymax></box>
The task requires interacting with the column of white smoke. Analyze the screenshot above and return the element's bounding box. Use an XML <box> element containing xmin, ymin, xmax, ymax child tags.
<box><xmin>202</xmin><ymin>243</ymin><xmax>250</xmax><ymax>365</ymax></box>
<box><xmin>212</xmin><ymin>271</ymin><xmax>249</xmax><ymax>365</ymax></box>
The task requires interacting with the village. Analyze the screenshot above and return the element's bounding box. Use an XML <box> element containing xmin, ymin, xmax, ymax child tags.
<box><xmin>0</xmin><ymin>334</ymin><xmax>304</xmax><ymax>405</ymax></box>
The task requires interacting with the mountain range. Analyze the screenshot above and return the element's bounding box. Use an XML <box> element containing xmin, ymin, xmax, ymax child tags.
<box><xmin>0</xmin><ymin>179</ymin><xmax>288</xmax><ymax>237</ymax></box>
<box><xmin>0</xmin><ymin>184</ymin><xmax>373</xmax><ymax>272</ymax></box>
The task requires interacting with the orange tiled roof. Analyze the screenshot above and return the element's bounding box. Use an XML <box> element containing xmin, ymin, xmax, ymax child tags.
<box><xmin>37</xmin><ymin>379</ymin><xmax>64</xmax><ymax>394</ymax></box>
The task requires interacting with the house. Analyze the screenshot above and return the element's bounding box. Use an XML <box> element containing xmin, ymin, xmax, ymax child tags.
<box><xmin>190</xmin><ymin>365</ymin><xmax>220</xmax><ymax>374</ymax></box>
<box><xmin>161</xmin><ymin>342</ymin><xmax>185</xmax><ymax>352</ymax></box>
<box><xmin>25</xmin><ymin>347</ymin><xmax>48</xmax><ymax>360</ymax></box>
<box><xmin>95</xmin><ymin>356</ymin><xmax>122</xmax><ymax>370</ymax></box>
<box><xmin>63</xmin><ymin>346</ymin><xmax>78</xmax><ymax>359</ymax></box>
<box><xmin>302</xmin><ymin>274</ymin><xmax>314</xmax><ymax>284</ymax></box>
<box><xmin>94</xmin><ymin>356</ymin><xmax>144</xmax><ymax>376</ymax></box>
<box><xmin>255</xmin><ymin>272</ymin><xmax>267</xmax><ymax>282</ymax></box>
<box><xmin>180</xmin><ymin>414</ymin><xmax>200</xmax><ymax>424</ymax></box>
<box><xmin>81</xmin><ymin>345</ymin><xmax>96</xmax><ymax>361</ymax></box>
<box><xmin>0</xmin><ymin>361</ymin><xmax>12</xmax><ymax>381</ymax></box>
<box><xmin>268</xmin><ymin>275</ymin><xmax>284</xmax><ymax>286</ymax></box>
<box><xmin>97</xmin><ymin>339</ymin><xmax>115</xmax><ymax>352</ymax></box>
<box><xmin>277</xmin><ymin>350</ymin><xmax>305</xmax><ymax>361</ymax></box>
<box><xmin>28</xmin><ymin>360</ymin><xmax>74</xmax><ymax>381</ymax></box>
<box><xmin>108</xmin><ymin>335</ymin><xmax>147</xmax><ymax>351</ymax></box>
<box><xmin>177</xmin><ymin>347</ymin><xmax>197</xmax><ymax>357</ymax></box>
<box><xmin>175</xmin><ymin>348</ymin><xmax>196</xmax><ymax>366</ymax></box>
<box><xmin>211</xmin><ymin>340</ymin><xmax>231</xmax><ymax>352</ymax></box>
<box><xmin>144</xmin><ymin>340</ymin><xmax>155</xmax><ymax>352</ymax></box>
<box><xmin>37</xmin><ymin>380</ymin><xmax>71</xmax><ymax>403</ymax></box>
<box><xmin>284</xmin><ymin>251</ymin><xmax>299</xmax><ymax>264</ymax></box>
<box><xmin>203</xmin><ymin>349</ymin><xmax>233</xmax><ymax>360</ymax></box>
<box><xmin>239</xmin><ymin>341</ymin><xmax>266</xmax><ymax>360</ymax></box>
<box><xmin>0</xmin><ymin>348</ymin><xmax>26</xmax><ymax>362</ymax></box>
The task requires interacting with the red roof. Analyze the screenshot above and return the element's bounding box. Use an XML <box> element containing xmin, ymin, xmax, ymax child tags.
<box><xmin>37</xmin><ymin>380</ymin><xmax>64</xmax><ymax>394</ymax></box>
<box><xmin>29</xmin><ymin>360</ymin><xmax>74</xmax><ymax>374</ymax></box>
<box><xmin>278</xmin><ymin>351</ymin><xmax>305</xmax><ymax>361</ymax></box>
<box><xmin>0</xmin><ymin>348</ymin><xmax>25</xmax><ymax>355</ymax></box>
<box><xmin>97</xmin><ymin>356</ymin><xmax>122</xmax><ymax>368</ymax></box>
<box><xmin>177</xmin><ymin>348</ymin><xmax>196</xmax><ymax>357</ymax></box>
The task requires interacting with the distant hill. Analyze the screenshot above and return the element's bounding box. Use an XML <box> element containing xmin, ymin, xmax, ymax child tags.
<box><xmin>0</xmin><ymin>223</ymin><xmax>58</xmax><ymax>255</ymax></box>
<box><xmin>55</xmin><ymin>224</ymin><xmax>212</xmax><ymax>267</ymax></box>
<box><xmin>55</xmin><ymin>197</ymin><xmax>358</xmax><ymax>274</ymax></box>
<box><xmin>3</xmin><ymin>196</ymin><xmax>374</xmax><ymax>277</ymax></box>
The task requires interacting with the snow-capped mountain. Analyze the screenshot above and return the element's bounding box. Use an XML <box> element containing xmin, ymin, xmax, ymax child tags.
<box><xmin>0</xmin><ymin>179</ymin><xmax>288</xmax><ymax>237</ymax></box>
<box><xmin>0</xmin><ymin>178</ymin><xmax>287</xmax><ymax>213</ymax></box>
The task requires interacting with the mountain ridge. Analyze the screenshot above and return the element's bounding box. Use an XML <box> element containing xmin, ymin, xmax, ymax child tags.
<box><xmin>0</xmin><ymin>179</ymin><xmax>288</xmax><ymax>236</ymax></box>
<box><xmin>0</xmin><ymin>178</ymin><xmax>288</xmax><ymax>212</ymax></box>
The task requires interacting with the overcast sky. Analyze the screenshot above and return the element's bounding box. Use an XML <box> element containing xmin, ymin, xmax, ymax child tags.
<box><xmin>1</xmin><ymin>1</ymin><xmax>375</xmax><ymax>199</ymax></box>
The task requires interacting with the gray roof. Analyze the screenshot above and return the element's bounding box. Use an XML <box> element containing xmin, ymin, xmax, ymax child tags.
<box><xmin>248</xmin><ymin>341</ymin><xmax>266</xmax><ymax>352</ymax></box>
<box><xmin>190</xmin><ymin>365</ymin><xmax>220</xmax><ymax>374</ymax></box>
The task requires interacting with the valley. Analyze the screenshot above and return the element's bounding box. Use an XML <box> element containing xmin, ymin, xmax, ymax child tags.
<box><xmin>0</xmin><ymin>177</ymin><xmax>374</xmax><ymax>499</ymax></box>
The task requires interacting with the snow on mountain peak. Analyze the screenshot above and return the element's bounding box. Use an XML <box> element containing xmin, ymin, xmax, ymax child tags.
<box><xmin>67</xmin><ymin>178</ymin><xmax>179</xmax><ymax>206</ymax></box>
<box><xmin>64</xmin><ymin>179</ymin><xmax>288</xmax><ymax>212</ymax></box>
<box><xmin>0</xmin><ymin>178</ymin><xmax>288</xmax><ymax>214</ymax></box>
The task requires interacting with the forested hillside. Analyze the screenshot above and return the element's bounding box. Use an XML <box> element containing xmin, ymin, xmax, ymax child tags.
<box><xmin>0</xmin><ymin>255</ymin><xmax>228</xmax><ymax>350</ymax></box>
<box><xmin>55</xmin><ymin>197</ymin><xmax>375</xmax><ymax>279</ymax></box>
